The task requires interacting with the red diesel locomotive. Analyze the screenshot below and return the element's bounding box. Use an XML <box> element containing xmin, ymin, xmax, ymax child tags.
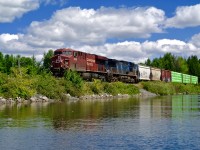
<box><xmin>50</xmin><ymin>48</ymin><xmax>138</xmax><ymax>82</ymax></box>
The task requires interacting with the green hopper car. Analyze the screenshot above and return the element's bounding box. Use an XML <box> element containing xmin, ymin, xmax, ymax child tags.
<box><xmin>171</xmin><ymin>71</ymin><xmax>182</xmax><ymax>83</ymax></box>
<box><xmin>182</xmin><ymin>74</ymin><xmax>191</xmax><ymax>84</ymax></box>
<box><xmin>191</xmin><ymin>76</ymin><xmax>198</xmax><ymax>84</ymax></box>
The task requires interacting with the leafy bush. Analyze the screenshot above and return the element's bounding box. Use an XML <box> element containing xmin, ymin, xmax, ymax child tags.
<box><xmin>1</xmin><ymin>68</ymin><xmax>36</xmax><ymax>98</ymax></box>
<box><xmin>142</xmin><ymin>81</ymin><xmax>200</xmax><ymax>95</ymax></box>
<box><xmin>35</xmin><ymin>72</ymin><xmax>65</xmax><ymax>100</ymax></box>
<box><xmin>89</xmin><ymin>79</ymin><xmax>104</xmax><ymax>94</ymax></box>
<box><xmin>2</xmin><ymin>77</ymin><xmax>36</xmax><ymax>99</ymax></box>
<box><xmin>0</xmin><ymin>72</ymin><xmax>7</xmax><ymax>96</ymax></box>
<box><xmin>172</xmin><ymin>83</ymin><xmax>200</xmax><ymax>94</ymax></box>
<box><xmin>63</xmin><ymin>70</ymin><xmax>84</xmax><ymax>97</ymax></box>
<box><xmin>142</xmin><ymin>81</ymin><xmax>175</xmax><ymax>95</ymax></box>
<box><xmin>82</xmin><ymin>82</ymin><xmax>93</xmax><ymax>95</ymax></box>
<box><xmin>104</xmin><ymin>82</ymin><xmax>139</xmax><ymax>95</ymax></box>
<box><xmin>64</xmin><ymin>70</ymin><xmax>83</xmax><ymax>88</ymax></box>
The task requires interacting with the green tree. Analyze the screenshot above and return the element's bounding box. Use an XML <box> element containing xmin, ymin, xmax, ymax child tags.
<box><xmin>0</xmin><ymin>52</ymin><xmax>5</xmax><ymax>72</ymax></box>
<box><xmin>4</xmin><ymin>54</ymin><xmax>15</xmax><ymax>74</ymax></box>
<box><xmin>145</xmin><ymin>58</ymin><xmax>151</xmax><ymax>66</ymax></box>
<box><xmin>42</xmin><ymin>50</ymin><xmax>54</xmax><ymax>71</ymax></box>
<box><xmin>151</xmin><ymin>58</ymin><xmax>162</xmax><ymax>68</ymax></box>
<box><xmin>162</xmin><ymin>53</ymin><xmax>175</xmax><ymax>70</ymax></box>
<box><xmin>175</xmin><ymin>56</ymin><xmax>188</xmax><ymax>73</ymax></box>
<box><xmin>187</xmin><ymin>55</ymin><xmax>200</xmax><ymax>77</ymax></box>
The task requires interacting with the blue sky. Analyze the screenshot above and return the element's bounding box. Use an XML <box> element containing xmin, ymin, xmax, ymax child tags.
<box><xmin>0</xmin><ymin>0</ymin><xmax>200</xmax><ymax>62</ymax></box>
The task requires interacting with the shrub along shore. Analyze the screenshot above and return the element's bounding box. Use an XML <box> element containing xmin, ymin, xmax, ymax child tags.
<box><xmin>0</xmin><ymin>68</ymin><xmax>199</xmax><ymax>104</ymax></box>
<box><xmin>0</xmin><ymin>68</ymin><xmax>140</xmax><ymax>103</ymax></box>
<box><xmin>141</xmin><ymin>81</ymin><xmax>200</xmax><ymax>95</ymax></box>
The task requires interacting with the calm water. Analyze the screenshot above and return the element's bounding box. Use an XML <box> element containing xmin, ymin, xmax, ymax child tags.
<box><xmin>0</xmin><ymin>95</ymin><xmax>200</xmax><ymax>150</ymax></box>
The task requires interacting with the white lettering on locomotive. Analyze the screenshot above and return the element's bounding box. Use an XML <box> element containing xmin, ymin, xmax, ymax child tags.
<box><xmin>87</xmin><ymin>62</ymin><xmax>94</xmax><ymax>66</ymax></box>
<box><xmin>86</xmin><ymin>58</ymin><xmax>95</xmax><ymax>63</ymax></box>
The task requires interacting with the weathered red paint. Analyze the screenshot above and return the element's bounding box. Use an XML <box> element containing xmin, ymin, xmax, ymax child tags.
<box><xmin>161</xmin><ymin>70</ymin><xmax>171</xmax><ymax>82</ymax></box>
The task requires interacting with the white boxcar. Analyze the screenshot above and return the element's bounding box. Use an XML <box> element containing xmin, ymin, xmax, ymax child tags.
<box><xmin>150</xmin><ymin>67</ymin><xmax>161</xmax><ymax>81</ymax></box>
<box><xmin>138</xmin><ymin>65</ymin><xmax>150</xmax><ymax>80</ymax></box>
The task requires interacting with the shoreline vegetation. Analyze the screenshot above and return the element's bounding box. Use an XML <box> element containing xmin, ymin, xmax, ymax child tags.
<box><xmin>0</xmin><ymin>68</ymin><xmax>199</xmax><ymax>105</ymax></box>
<box><xmin>0</xmin><ymin>50</ymin><xmax>199</xmax><ymax>105</ymax></box>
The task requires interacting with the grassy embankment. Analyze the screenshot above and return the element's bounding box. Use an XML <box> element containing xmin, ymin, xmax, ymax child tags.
<box><xmin>141</xmin><ymin>81</ymin><xmax>200</xmax><ymax>95</ymax></box>
<box><xmin>0</xmin><ymin>68</ymin><xmax>139</xmax><ymax>101</ymax></box>
<box><xmin>0</xmin><ymin>68</ymin><xmax>199</xmax><ymax>101</ymax></box>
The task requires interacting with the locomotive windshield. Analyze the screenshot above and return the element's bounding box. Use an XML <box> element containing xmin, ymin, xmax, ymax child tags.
<box><xmin>54</xmin><ymin>51</ymin><xmax>72</xmax><ymax>56</ymax></box>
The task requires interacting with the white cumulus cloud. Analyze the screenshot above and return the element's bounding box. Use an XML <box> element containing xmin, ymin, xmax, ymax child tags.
<box><xmin>142</xmin><ymin>39</ymin><xmax>198</xmax><ymax>59</ymax></box>
<box><xmin>0</xmin><ymin>0</ymin><xmax>40</xmax><ymax>23</ymax></box>
<box><xmin>0</xmin><ymin>0</ymin><xmax>68</xmax><ymax>23</ymax></box>
<box><xmin>166</xmin><ymin>4</ymin><xmax>200</xmax><ymax>28</ymax></box>
<box><xmin>71</xmin><ymin>38</ymin><xmax>200</xmax><ymax>63</ymax></box>
<box><xmin>190</xmin><ymin>33</ymin><xmax>200</xmax><ymax>47</ymax></box>
<box><xmin>0</xmin><ymin>33</ymin><xmax>19</xmax><ymax>43</ymax></box>
<box><xmin>25</xmin><ymin>6</ymin><xmax>165</xmax><ymax>47</ymax></box>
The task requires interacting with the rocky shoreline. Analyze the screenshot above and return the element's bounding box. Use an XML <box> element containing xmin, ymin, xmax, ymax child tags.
<box><xmin>0</xmin><ymin>95</ymin><xmax>54</xmax><ymax>105</ymax></box>
<box><xmin>0</xmin><ymin>89</ymin><xmax>158</xmax><ymax>105</ymax></box>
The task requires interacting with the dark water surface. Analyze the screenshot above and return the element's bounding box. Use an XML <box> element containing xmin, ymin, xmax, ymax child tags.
<box><xmin>0</xmin><ymin>95</ymin><xmax>200</xmax><ymax>150</ymax></box>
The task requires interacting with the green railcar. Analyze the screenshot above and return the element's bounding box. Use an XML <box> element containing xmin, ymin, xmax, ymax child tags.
<box><xmin>182</xmin><ymin>74</ymin><xmax>191</xmax><ymax>84</ymax></box>
<box><xmin>171</xmin><ymin>71</ymin><xmax>182</xmax><ymax>83</ymax></box>
<box><xmin>191</xmin><ymin>76</ymin><xmax>198</xmax><ymax>84</ymax></box>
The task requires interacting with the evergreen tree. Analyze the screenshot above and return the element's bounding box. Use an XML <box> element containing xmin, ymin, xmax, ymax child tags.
<box><xmin>187</xmin><ymin>55</ymin><xmax>200</xmax><ymax>77</ymax></box>
<box><xmin>0</xmin><ymin>52</ymin><xmax>4</xmax><ymax>72</ymax></box>
<box><xmin>151</xmin><ymin>58</ymin><xmax>161</xmax><ymax>68</ymax></box>
<box><xmin>175</xmin><ymin>56</ymin><xmax>188</xmax><ymax>73</ymax></box>
<box><xmin>162</xmin><ymin>53</ymin><xmax>175</xmax><ymax>71</ymax></box>
<box><xmin>145</xmin><ymin>58</ymin><xmax>151</xmax><ymax>66</ymax></box>
<box><xmin>42</xmin><ymin>50</ymin><xmax>54</xmax><ymax>71</ymax></box>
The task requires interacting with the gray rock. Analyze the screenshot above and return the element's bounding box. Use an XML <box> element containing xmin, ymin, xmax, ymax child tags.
<box><xmin>41</xmin><ymin>96</ymin><xmax>49</xmax><ymax>102</ymax></box>
<box><xmin>16</xmin><ymin>97</ymin><xmax>22</xmax><ymax>103</ymax></box>
<box><xmin>7</xmin><ymin>98</ymin><xmax>15</xmax><ymax>104</ymax></box>
<box><xmin>30</xmin><ymin>97</ymin><xmax>37</xmax><ymax>102</ymax></box>
<box><xmin>23</xmin><ymin>100</ymin><xmax>29</xmax><ymax>104</ymax></box>
<box><xmin>0</xmin><ymin>98</ymin><xmax>6</xmax><ymax>104</ymax></box>
<box><xmin>65</xmin><ymin>94</ymin><xmax>71</xmax><ymax>98</ymax></box>
<box><xmin>139</xmin><ymin>89</ymin><xmax>157</xmax><ymax>97</ymax></box>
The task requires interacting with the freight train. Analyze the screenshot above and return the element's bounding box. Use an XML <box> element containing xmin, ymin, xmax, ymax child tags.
<box><xmin>50</xmin><ymin>48</ymin><xmax>198</xmax><ymax>84</ymax></box>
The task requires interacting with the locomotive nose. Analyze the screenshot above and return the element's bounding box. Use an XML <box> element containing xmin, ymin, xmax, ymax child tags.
<box><xmin>56</xmin><ymin>56</ymin><xmax>61</xmax><ymax>63</ymax></box>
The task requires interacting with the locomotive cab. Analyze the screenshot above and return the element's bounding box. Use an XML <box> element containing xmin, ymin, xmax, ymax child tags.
<box><xmin>51</xmin><ymin>48</ymin><xmax>73</xmax><ymax>76</ymax></box>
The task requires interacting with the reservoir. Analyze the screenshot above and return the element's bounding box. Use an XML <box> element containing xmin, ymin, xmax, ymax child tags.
<box><xmin>0</xmin><ymin>95</ymin><xmax>200</xmax><ymax>149</ymax></box>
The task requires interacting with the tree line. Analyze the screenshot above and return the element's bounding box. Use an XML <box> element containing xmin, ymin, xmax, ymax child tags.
<box><xmin>145</xmin><ymin>53</ymin><xmax>200</xmax><ymax>78</ymax></box>
<box><xmin>0</xmin><ymin>50</ymin><xmax>199</xmax><ymax>78</ymax></box>
<box><xmin>0</xmin><ymin>50</ymin><xmax>54</xmax><ymax>75</ymax></box>
<box><xmin>0</xmin><ymin>51</ymin><xmax>199</xmax><ymax>78</ymax></box>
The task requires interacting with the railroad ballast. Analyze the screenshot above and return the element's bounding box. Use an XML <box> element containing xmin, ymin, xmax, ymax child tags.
<box><xmin>50</xmin><ymin>48</ymin><xmax>198</xmax><ymax>84</ymax></box>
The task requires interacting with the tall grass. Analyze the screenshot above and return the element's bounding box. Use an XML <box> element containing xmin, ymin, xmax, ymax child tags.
<box><xmin>142</xmin><ymin>81</ymin><xmax>200</xmax><ymax>95</ymax></box>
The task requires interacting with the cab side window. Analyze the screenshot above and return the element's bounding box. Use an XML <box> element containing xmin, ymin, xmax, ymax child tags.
<box><xmin>74</xmin><ymin>52</ymin><xmax>78</xmax><ymax>58</ymax></box>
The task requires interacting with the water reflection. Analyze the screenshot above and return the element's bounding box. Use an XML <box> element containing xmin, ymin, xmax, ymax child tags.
<box><xmin>0</xmin><ymin>95</ymin><xmax>200</xmax><ymax>149</ymax></box>
<box><xmin>172</xmin><ymin>95</ymin><xmax>200</xmax><ymax>118</ymax></box>
<box><xmin>50</xmin><ymin>98</ymin><xmax>140</xmax><ymax>130</ymax></box>
<box><xmin>0</xmin><ymin>95</ymin><xmax>199</xmax><ymax>130</ymax></box>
